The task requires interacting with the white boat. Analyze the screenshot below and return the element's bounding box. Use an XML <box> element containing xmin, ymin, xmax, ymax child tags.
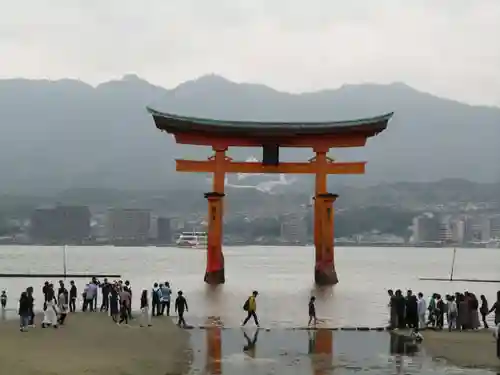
<box><xmin>175</xmin><ymin>231</ymin><xmax>208</xmax><ymax>248</ymax></box>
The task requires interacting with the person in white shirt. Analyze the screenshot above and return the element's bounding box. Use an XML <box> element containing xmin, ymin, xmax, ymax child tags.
<box><xmin>447</xmin><ymin>296</ymin><xmax>458</xmax><ymax>331</ymax></box>
<box><xmin>84</xmin><ymin>282</ymin><xmax>97</xmax><ymax>312</ymax></box>
<box><xmin>57</xmin><ymin>291</ymin><xmax>69</xmax><ymax>325</ymax></box>
<box><xmin>417</xmin><ymin>292</ymin><xmax>427</xmax><ymax>329</ymax></box>
<box><xmin>42</xmin><ymin>284</ymin><xmax>58</xmax><ymax>328</ymax></box>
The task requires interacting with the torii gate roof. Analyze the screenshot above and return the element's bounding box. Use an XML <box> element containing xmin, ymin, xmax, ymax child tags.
<box><xmin>147</xmin><ymin>107</ymin><xmax>393</xmax><ymax>138</ymax></box>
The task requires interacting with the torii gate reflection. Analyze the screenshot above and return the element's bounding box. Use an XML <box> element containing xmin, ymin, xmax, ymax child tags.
<box><xmin>204</xmin><ymin>327</ymin><xmax>333</xmax><ymax>375</ymax></box>
<box><xmin>206</xmin><ymin>327</ymin><xmax>222</xmax><ymax>375</ymax></box>
<box><xmin>309</xmin><ymin>329</ymin><xmax>334</xmax><ymax>375</ymax></box>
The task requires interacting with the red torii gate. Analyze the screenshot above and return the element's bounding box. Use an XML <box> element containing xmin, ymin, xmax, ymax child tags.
<box><xmin>148</xmin><ymin>108</ymin><xmax>392</xmax><ymax>285</ymax></box>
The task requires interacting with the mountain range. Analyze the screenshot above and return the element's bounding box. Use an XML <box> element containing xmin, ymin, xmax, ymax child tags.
<box><xmin>0</xmin><ymin>74</ymin><xmax>498</xmax><ymax>194</ymax></box>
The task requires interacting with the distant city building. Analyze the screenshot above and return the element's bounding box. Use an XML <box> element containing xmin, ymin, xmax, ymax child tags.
<box><xmin>29</xmin><ymin>206</ymin><xmax>91</xmax><ymax>244</ymax></box>
<box><xmin>280</xmin><ymin>213</ymin><xmax>307</xmax><ymax>244</ymax></box>
<box><xmin>412</xmin><ymin>215</ymin><xmax>440</xmax><ymax>243</ymax></box>
<box><xmin>106</xmin><ymin>208</ymin><xmax>151</xmax><ymax>241</ymax></box>
<box><xmin>464</xmin><ymin>216</ymin><xmax>487</xmax><ymax>242</ymax></box>
<box><xmin>157</xmin><ymin>217</ymin><xmax>172</xmax><ymax>244</ymax></box>
<box><xmin>149</xmin><ymin>215</ymin><xmax>159</xmax><ymax>239</ymax></box>
<box><xmin>450</xmin><ymin>218</ymin><xmax>466</xmax><ymax>244</ymax></box>
<box><xmin>488</xmin><ymin>215</ymin><xmax>500</xmax><ymax>239</ymax></box>
<box><xmin>438</xmin><ymin>219</ymin><xmax>452</xmax><ymax>243</ymax></box>
<box><xmin>357</xmin><ymin>232</ymin><xmax>406</xmax><ymax>245</ymax></box>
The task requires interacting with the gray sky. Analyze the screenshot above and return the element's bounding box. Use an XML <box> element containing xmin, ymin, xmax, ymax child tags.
<box><xmin>1</xmin><ymin>0</ymin><xmax>499</xmax><ymax>106</ymax></box>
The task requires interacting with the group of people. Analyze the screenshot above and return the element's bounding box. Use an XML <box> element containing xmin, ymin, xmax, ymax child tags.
<box><xmin>388</xmin><ymin>289</ymin><xmax>500</xmax><ymax>332</ymax></box>
<box><xmin>16</xmin><ymin>282</ymin><xmax>69</xmax><ymax>332</ymax></box>
<box><xmin>13</xmin><ymin>277</ymin><xmax>192</xmax><ymax>332</ymax></box>
<box><xmin>15</xmin><ymin>282</ymin><xmax>315</xmax><ymax>332</ymax></box>
<box><xmin>71</xmin><ymin>277</ymin><xmax>190</xmax><ymax>328</ymax></box>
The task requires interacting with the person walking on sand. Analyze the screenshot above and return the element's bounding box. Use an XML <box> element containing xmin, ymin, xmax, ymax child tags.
<box><xmin>160</xmin><ymin>282</ymin><xmax>172</xmax><ymax>316</ymax></box>
<box><xmin>405</xmin><ymin>290</ymin><xmax>418</xmax><ymax>329</ymax></box>
<box><xmin>88</xmin><ymin>279</ymin><xmax>99</xmax><ymax>312</ymax></box>
<box><xmin>175</xmin><ymin>291</ymin><xmax>189</xmax><ymax>328</ymax></box>
<box><xmin>26</xmin><ymin>287</ymin><xmax>35</xmax><ymax>327</ymax></box>
<box><xmin>480</xmin><ymin>294</ymin><xmax>489</xmax><ymax>329</ymax></box>
<box><xmin>100</xmin><ymin>278</ymin><xmax>111</xmax><ymax>312</ymax></box>
<box><xmin>82</xmin><ymin>284</ymin><xmax>90</xmax><ymax>312</ymax></box>
<box><xmin>57</xmin><ymin>289</ymin><xmax>69</xmax><ymax>325</ymax></box>
<box><xmin>69</xmin><ymin>280</ymin><xmax>77</xmax><ymax>313</ymax></box>
<box><xmin>124</xmin><ymin>280</ymin><xmax>133</xmax><ymax>319</ymax></box>
<box><xmin>42</xmin><ymin>281</ymin><xmax>50</xmax><ymax>302</ymax></box>
<box><xmin>447</xmin><ymin>295</ymin><xmax>458</xmax><ymax>331</ymax></box>
<box><xmin>18</xmin><ymin>292</ymin><xmax>31</xmax><ymax>332</ymax></box>
<box><xmin>140</xmin><ymin>289</ymin><xmax>152</xmax><ymax>327</ymax></box>
<box><xmin>242</xmin><ymin>291</ymin><xmax>260</xmax><ymax>327</ymax></box>
<box><xmin>151</xmin><ymin>283</ymin><xmax>161</xmax><ymax>317</ymax></box>
<box><xmin>387</xmin><ymin>290</ymin><xmax>397</xmax><ymax>329</ymax></box>
<box><xmin>118</xmin><ymin>286</ymin><xmax>131</xmax><ymax>325</ymax></box>
<box><xmin>308</xmin><ymin>296</ymin><xmax>317</xmax><ymax>327</ymax></box>
<box><xmin>489</xmin><ymin>291</ymin><xmax>500</xmax><ymax>326</ymax></box>
<box><xmin>417</xmin><ymin>293</ymin><xmax>427</xmax><ymax>329</ymax></box>
<box><xmin>1</xmin><ymin>290</ymin><xmax>7</xmax><ymax>310</ymax></box>
<box><xmin>109</xmin><ymin>283</ymin><xmax>119</xmax><ymax>323</ymax></box>
<box><xmin>42</xmin><ymin>284</ymin><xmax>58</xmax><ymax>328</ymax></box>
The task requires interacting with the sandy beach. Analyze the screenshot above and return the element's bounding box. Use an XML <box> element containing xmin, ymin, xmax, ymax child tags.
<box><xmin>396</xmin><ymin>329</ymin><xmax>500</xmax><ymax>370</ymax></box>
<box><xmin>0</xmin><ymin>312</ymin><xmax>191</xmax><ymax>375</ymax></box>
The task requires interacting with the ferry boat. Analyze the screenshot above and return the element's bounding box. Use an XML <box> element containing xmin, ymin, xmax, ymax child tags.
<box><xmin>175</xmin><ymin>231</ymin><xmax>208</xmax><ymax>248</ymax></box>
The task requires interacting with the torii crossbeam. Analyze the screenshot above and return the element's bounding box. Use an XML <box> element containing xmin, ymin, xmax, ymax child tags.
<box><xmin>148</xmin><ymin>108</ymin><xmax>393</xmax><ymax>285</ymax></box>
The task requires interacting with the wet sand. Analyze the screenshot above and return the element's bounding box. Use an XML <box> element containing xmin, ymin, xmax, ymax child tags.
<box><xmin>0</xmin><ymin>312</ymin><xmax>191</xmax><ymax>375</ymax></box>
<box><xmin>396</xmin><ymin>329</ymin><xmax>500</xmax><ymax>370</ymax></box>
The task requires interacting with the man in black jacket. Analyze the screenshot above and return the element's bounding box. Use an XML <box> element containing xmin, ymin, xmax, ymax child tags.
<box><xmin>405</xmin><ymin>290</ymin><xmax>418</xmax><ymax>329</ymax></box>
<box><xmin>69</xmin><ymin>281</ymin><xmax>77</xmax><ymax>313</ymax></box>
<box><xmin>26</xmin><ymin>287</ymin><xmax>35</xmax><ymax>327</ymax></box>
<box><xmin>175</xmin><ymin>291</ymin><xmax>189</xmax><ymax>327</ymax></box>
<box><xmin>18</xmin><ymin>292</ymin><xmax>31</xmax><ymax>332</ymax></box>
<box><xmin>100</xmin><ymin>278</ymin><xmax>111</xmax><ymax>312</ymax></box>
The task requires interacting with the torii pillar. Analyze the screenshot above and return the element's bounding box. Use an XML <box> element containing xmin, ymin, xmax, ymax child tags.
<box><xmin>204</xmin><ymin>147</ymin><xmax>227</xmax><ymax>285</ymax></box>
<box><xmin>315</xmin><ymin>193</ymin><xmax>339</xmax><ymax>285</ymax></box>
<box><xmin>312</xmin><ymin>145</ymin><xmax>339</xmax><ymax>285</ymax></box>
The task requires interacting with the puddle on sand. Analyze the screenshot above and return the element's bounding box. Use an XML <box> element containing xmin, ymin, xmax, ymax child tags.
<box><xmin>186</xmin><ymin>328</ymin><xmax>497</xmax><ymax>375</ymax></box>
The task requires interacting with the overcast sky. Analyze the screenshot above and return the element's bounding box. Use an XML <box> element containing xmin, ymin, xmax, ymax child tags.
<box><xmin>1</xmin><ymin>0</ymin><xmax>499</xmax><ymax>106</ymax></box>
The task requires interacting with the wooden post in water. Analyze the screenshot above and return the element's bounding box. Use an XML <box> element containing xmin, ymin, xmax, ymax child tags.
<box><xmin>449</xmin><ymin>247</ymin><xmax>457</xmax><ymax>281</ymax></box>
<box><xmin>63</xmin><ymin>245</ymin><xmax>67</xmax><ymax>280</ymax></box>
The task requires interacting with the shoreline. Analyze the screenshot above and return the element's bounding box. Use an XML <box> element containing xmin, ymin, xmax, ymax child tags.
<box><xmin>0</xmin><ymin>243</ymin><xmax>496</xmax><ymax>248</ymax></box>
<box><xmin>0</xmin><ymin>312</ymin><xmax>191</xmax><ymax>375</ymax></box>
<box><xmin>394</xmin><ymin>329</ymin><xmax>500</xmax><ymax>370</ymax></box>
<box><xmin>0</xmin><ymin>310</ymin><xmax>391</xmax><ymax>330</ymax></box>
<box><xmin>2</xmin><ymin>312</ymin><xmax>498</xmax><ymax>373</ymax></box>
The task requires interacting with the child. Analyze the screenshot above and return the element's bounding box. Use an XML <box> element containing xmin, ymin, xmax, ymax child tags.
<box><xmin>1</xmin><ymin>290</ymin><xmax>6</xmax><ymax>310</ymax></box>
<box><xmin>308</xmin><ymin>296</ymin><xmax>317</xmax><ymax>326</ymax></box>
